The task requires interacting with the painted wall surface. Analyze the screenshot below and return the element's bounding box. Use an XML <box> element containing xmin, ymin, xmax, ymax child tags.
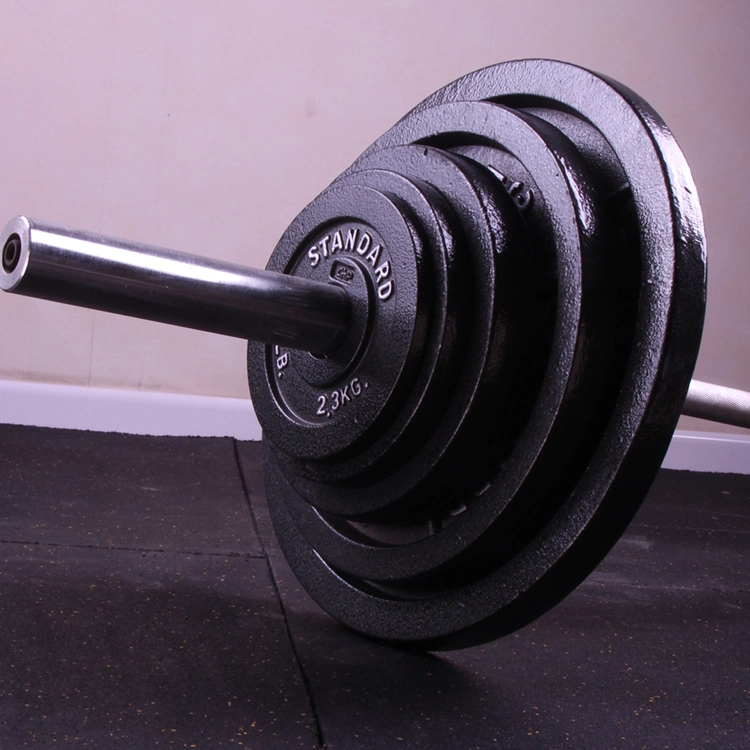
<box><xmin>0</xmin><ymin>1</ymin><xmax>747</xmax><ymax>433</ymax></box>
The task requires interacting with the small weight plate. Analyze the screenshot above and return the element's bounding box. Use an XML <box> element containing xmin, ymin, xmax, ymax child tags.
<box><xmin>272</xmin><ymin>167</ymin><xmax>467</xmax><ymax>487</ymax></box>
<box><xmin>248</xmin><ymin>183</ymin><xmax>430</xmax><ymax>461</ymax></box>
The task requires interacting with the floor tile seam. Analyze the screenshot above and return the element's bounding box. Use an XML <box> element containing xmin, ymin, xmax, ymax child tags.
<box><xmin>626</xmin><ymin>523</ymin><xmax>750</xmax><ymax>535</ymax></box>
<box><xmin>231</xmin><ymin>439</ymin><xmax>326</xmax><ymax>749</ymax></box>
<box><xmin>582</xmin><ymin>578</ymin><xmax>748</xmax><ymax>595</ymax></box>
<box><xmin>0</xmin><ymin>538</ymin><xmax>265</xmax><ymax>559</ymax></box>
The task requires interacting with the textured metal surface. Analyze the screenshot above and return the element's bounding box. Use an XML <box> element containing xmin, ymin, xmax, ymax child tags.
<box><xmin>255</xmin><ymin>59</ymin><xmax>707</xmax><ymax>649</ymax></box>
<box><xmin>684</xmin><ymin>380</ymin><xmax>750</xmax><ymax>429</ymax></box>
<box><xmin>0</xmin><ymin>215</ymin><xmax>350</xmax><ymax>354</ymax></box>
<box><xmin>248</xmin><ymin>182</ymin><xmax>430</xmax><ymax>463</ymax></box>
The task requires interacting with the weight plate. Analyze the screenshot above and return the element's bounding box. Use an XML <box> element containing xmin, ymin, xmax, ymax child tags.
<box><xmin>275</xmin><ymin>143</ymin><xmax>532</xmax><ymax>519</ymax></box>
<box><xmin>269</xmin><ymin>99</ymin><xmax>620</xmax><ymax>582</ymax></box>
<box><xmin>256</xmin><ymin>60</ymin><xmax>706</xmax><ymax>649</ymax></box>
<box><xmin>271</xmin><ymin>167</ymin><xmax>467</xmax><ymax>489</ymax></box>
<box><xmin>248</xmin><ymin>183</ymin><xmax>430</xmax><ymax>461</ymax></box>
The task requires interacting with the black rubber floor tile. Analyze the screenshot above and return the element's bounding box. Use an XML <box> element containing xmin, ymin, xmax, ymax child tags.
<box><xmin>448</xmin><ymin>585</ymin><xmax>749</xmax><ymax>749</ymax></box>
<box><xmin>588</xmin><ymin>525</ymin><xmax>749</xmax><ymax>592</ymax></box>
<box><xmin>233</xmin><ymin>443</ymin><xmax>750</xmax><ymax>750</ymax></box>
<box><xmin>0</xmin><ymin>544</ymin><xmax>319</xmax><ymax>749</ymax></box>
<box><xmin>0</xmin><ymin>424</ymin><xmax>259</xmax><ymax>556</ymax></box>
<box><xmin>629</xmin><ymin>470</ymin><xmax>750</xmax><ymax>533</ymax></box>
<box><xmin>265</xmin><ymin>551</ymin><xmax>509</xmax><ymax>750</ymax></box>
<box><xmin>258</xmin><ymin>550</ymin><xmax>748</xmax><ymax>748</ymax></box>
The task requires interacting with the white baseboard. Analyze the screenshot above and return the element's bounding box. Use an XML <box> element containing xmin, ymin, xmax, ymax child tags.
<box><xmin>0</xmin><ymin>380</ymin><xmax>261</xmax><ymax>440</ymax></box>
<box><xmin>661</xmin><ymin>430</ymin><xmax>750</xmax><ymax>474</ymax></box>
<box><xmin>0</xmin><ymin>380</ymin><xmax>748</xmax><ymax>473</ymax></box>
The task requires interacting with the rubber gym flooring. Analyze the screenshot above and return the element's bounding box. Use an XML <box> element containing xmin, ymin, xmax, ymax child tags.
<box><xmin>0</xmin><ymin>424</ymin><xmax>747</xmax><ymax>748</ymax></box>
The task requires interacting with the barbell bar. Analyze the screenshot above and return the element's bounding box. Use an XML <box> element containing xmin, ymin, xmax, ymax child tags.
<box><xmin>2</xmin><ymin>217</ymin><xmax>748</xmax><ymax>430</ymax></box>
<box><xmin>683</xmin><ymin>380</ymin><xmax>750</xmax><ymax>430</ymax></box>
<box><xmin>1</xmin><ymin>59</ymin><xmax>748</xmax><ymax>650</ymax></box>
<box><xmin>0</xmin><ymin>215</ymin><xmax>350</xmax><ymax>356</ymax></box>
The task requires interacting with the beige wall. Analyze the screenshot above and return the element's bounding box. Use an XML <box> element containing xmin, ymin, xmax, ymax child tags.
<box><xmin>0</xmin><ymin>1</ymin><xmax>747</xmax><ymax>432</ymax></box>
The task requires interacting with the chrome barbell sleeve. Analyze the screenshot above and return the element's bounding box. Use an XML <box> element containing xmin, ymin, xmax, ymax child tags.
<box><xmin>682</xmin><ymin>379</ymin><xmax>750</xmax><ymax>430</ymax></box>
<box><xmin>0</xmin><ymin>216</ymin><xmax>350</xmax><ymax>355</ymax></box>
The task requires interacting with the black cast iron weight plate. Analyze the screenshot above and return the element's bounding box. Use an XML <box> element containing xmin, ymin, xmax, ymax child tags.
<box><xmin>248</xmin><ymin>59</ymin><xmax>707</xmax><ymax>650</ymax></box>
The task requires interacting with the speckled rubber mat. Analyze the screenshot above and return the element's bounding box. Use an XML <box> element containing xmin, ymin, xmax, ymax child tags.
<box><xmin>1</xmin><ymin>424</ymin><xmax>747</xmax><ymax>748</ymax></box>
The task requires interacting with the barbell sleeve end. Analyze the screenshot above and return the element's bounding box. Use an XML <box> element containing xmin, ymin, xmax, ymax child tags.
<box><xmin>0</xmin><ymin>215</ymin><xmax>351</xmax><ymax>356</ymax></box>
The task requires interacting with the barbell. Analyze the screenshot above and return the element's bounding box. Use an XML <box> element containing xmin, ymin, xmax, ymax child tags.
<box><xmin>2</xmin><ymin>59</ymin><xmax>748</xmax><ymax>650</ymax></box>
